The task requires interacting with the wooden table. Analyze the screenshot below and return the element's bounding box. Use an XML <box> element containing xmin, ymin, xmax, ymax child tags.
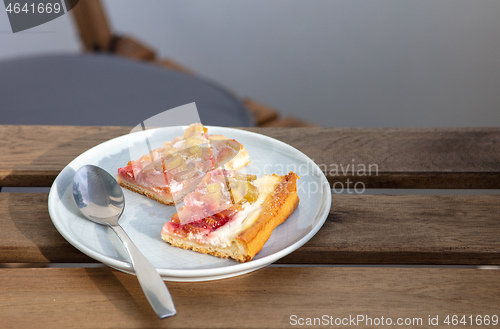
<box><xmin>1</xmin><ymin>125</ymin><xmax>499</xmax><ymax>328</ymax></box>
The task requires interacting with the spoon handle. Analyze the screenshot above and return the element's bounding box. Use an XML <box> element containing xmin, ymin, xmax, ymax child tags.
<box><xmin>110</xmin><ymin>224</ymin><xmax>176</xmax><ymax>319</ymax></box>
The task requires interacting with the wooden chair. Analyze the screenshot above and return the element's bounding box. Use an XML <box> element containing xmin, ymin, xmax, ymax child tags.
<box><xmin>70</xmin><ymin>0</ymin><xmax>315</xmax><ymax>127</ymax></box>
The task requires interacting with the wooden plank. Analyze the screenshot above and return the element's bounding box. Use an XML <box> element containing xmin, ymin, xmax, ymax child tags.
<box><xmin>242</xmin><ymin>127</ymin><xmax>500</xmax><ymax>189</ymax></box>
<box><xmin>0</xmin><ymin>125</ymin><xmax>130</xmax><ymax>187</ymax></box>
<box><xmin>0</xmin><ymin>193</ymin><xmax>95</xmax><ymax>263</ymax></box>
<box><xmin>1</xmin><ymin>193</ymin><xmax>498</xmax><ymax>265</ymax></box>
<box><xmin>279</xmin><ymin>194</ymin><xmax>500</xmax><ymax>265</ymax></box>
<box><xmin>1</xmin><ymin>125</ymin><xmax>500</xmax><ymax>188</ymax></box>
<box><xmin>0</xmin><ymin>267</ymin><xmax>498</xmax><ymax>328</ymax></box>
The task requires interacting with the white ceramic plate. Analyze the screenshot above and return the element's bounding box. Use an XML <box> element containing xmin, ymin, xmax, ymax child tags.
<box><xmin>48</xmin><ymin>126</ymin><xmax>331</xmax><ymax>281</ymax></box>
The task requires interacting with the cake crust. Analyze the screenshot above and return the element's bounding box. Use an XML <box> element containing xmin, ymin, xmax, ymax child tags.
<box><xmin>116</xmin><ymin>177</ymin><xmax>175</xmax><ymax>205</ymax></box>
<box><xmin>161</xmin><ymin>172</ymin><xmax>299</xmax><ymax>262</ymax></box>
<box><xmin>236</xmin><ymin>172</ymin><xmax>300</xmax><ymax>261</ymax></box>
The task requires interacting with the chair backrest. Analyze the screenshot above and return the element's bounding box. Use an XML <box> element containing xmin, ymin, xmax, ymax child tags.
<box><xmin>70</xmin><ymin>0</ymin><xmax>156</xmax><ymax>61</ymax></box>
<box><xmin>71</xmin><ymin>0</ymin><xmax>112</xmax><ymax>51</ymax></box>
<box><xmin>67</xmin><ymin>1</ymin><xmax>312</xmax><ymax>127</ymax></box>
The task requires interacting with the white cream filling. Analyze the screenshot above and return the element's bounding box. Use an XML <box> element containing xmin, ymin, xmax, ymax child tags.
<box><xmin>225</xmin><ymin>154</ymin><xmax>246</xmax><ymax>170</ymax></box>
<box><xmin>202</xmin><ymin>175</ymin><xmax>281</xmax><ymax>247</ymax></box>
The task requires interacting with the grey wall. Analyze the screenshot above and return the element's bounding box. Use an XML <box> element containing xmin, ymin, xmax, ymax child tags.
<box><xmin>1</xmin><ymin>0</ymin><xmax>500</xmax><ymax>127</ymax></box>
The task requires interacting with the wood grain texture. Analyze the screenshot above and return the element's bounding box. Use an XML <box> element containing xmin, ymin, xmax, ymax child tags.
<box><xmin>279</xmin><ymin>194</ymin><xmax>500</xmax><ymax>265</ymax></box>
<box><xmin>0</xmin><ymin>125</ymin><xmax>130</xmax><ymax>187</ymax></box>
<box><xmin>0</xmin><ymin>193</ymin><xmax>95</xmax><ymax>263</ymax></box>
<box><xmin>1</xmin><ymin>193</ymin><xmax>498</xmax><ymax>265</ymax></box>
<box><xmin>1</xmin><ymin>125</ymin><xmax>499</xmax><ymax>188</ymax></box>
<box><xmin>240</xmin><ymin>127</ymin><xmax>500</xmax><ymax>189</ymax></box>
<box><xmin>0</xmin><ymin>266</ymin><xmax>498</xmax><ymax>328</ymax></box>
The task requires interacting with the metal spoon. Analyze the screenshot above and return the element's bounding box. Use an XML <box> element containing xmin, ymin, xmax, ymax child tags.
<box><xmin>72</xmin><ymin>164</ymin><xmax>176</xmax><ymax>319</ymax></box>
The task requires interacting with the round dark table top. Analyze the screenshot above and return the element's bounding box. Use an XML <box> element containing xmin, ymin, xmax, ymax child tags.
<box><xmin>0</xmin><ymin>54</ymin><xmax>254</xmax><ymax>127</ymax></box>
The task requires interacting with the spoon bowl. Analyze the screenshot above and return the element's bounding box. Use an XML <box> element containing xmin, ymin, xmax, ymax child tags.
<box><xmin>73</xmin><ymin>165</ymin><xmax>125</xmax><ymax>225</ymax></box>
<box><xmin>73</xmin><ymin>164</ymin><xmax>176</xmax><ymax>319</ymax></box>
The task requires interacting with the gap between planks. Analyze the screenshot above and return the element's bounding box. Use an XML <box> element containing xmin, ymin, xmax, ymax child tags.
<box><xmin>1</xmin><ymin>262</ymin><xmax>499</xmax><ymax>270</ymax></box>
